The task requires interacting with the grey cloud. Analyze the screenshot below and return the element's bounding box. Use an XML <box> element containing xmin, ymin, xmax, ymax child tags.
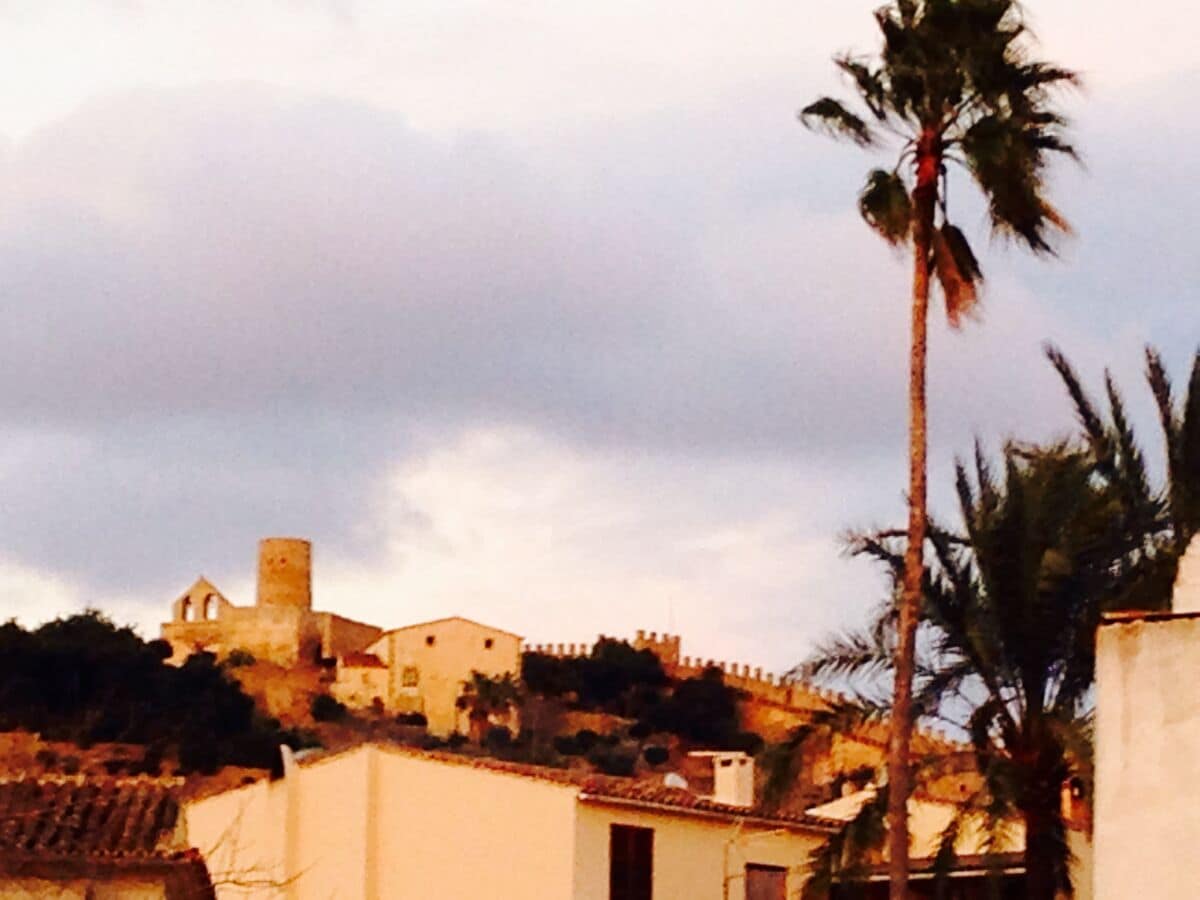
<box><xmin>0</xmin><ymin>74</ymin><xmax>1191</xmax><ymax>601</ymax></box>
<box><xmin>0</xmin><ymin>84</ymin><xmax>910</xmax><ymax>458</ymax></box>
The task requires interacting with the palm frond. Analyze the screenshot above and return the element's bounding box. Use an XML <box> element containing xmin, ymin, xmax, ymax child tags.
<box><xmin>836</xmin><ymin>56</ymin><xmax>889</xmax><ymax>120</ymax></box>
<box><xmin>1044</xmin><ymin>344</ymin><xmax>1113</xmax><ymax>468</ymax></box>
<box><xmin>801</xmin><ymin>787</ymin><xmax>889</xmax><ymax>900</ymax></box>
<box><xmin>859</xmin><ymin>169</ymin><xmax>913</xmax><ymax>245</ymax></box>
<box><xmin>932</xmin><ymin>224</ymin><xmax>980</xmax><ymax>326</ymax></box>
<box><xmin>800</xmin><ymin>98</ymin><xmax>876</xmax><ymax>146</ymax></box>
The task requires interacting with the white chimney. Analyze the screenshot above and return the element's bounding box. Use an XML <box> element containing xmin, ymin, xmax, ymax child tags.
<box><xmin>1174</xmin><ymin>536</ymin><xmax>1200</xmax><ymax>614</ymax></box>
<box><xmin>688</xmin><ymin>751</ymin><xmax>754</xmax><ymax>808</ymax></box>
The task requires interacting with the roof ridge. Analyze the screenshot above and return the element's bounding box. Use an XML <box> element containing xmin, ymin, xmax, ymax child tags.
<box><xmin>0</xmin><ymin>773</ymin><xmax>184</xmax><ymax>788</ymax></box>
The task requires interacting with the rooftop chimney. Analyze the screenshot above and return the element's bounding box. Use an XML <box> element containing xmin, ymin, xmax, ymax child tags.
<box><xmin>688</xmin><ymin>751</ymin><xmax>754</xmax><ymax>808</ymax></box>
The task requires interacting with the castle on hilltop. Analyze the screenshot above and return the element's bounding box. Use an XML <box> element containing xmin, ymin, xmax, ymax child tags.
<box><xmin>161</xmin><ymin>537</ymin><xmax>965</xmax><ymax>757</ymax></box>
<box><xmin>161</xmin><ymin>538</ymin><xmax>520</xmax><ymax>734</ymax></box>
<box><xmin>161</xmin><ymin>537</ymin><xmax>382</xmax><ymax>666</ymax></box>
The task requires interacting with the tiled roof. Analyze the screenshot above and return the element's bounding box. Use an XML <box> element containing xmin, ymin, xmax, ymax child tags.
<box><xmin>0</xmin><ymin>775</ymin><xmax>185</xmax><ymax>858</ymax></box>
<box><xmin>340</xmin><ymin>652</ymin><xmax>387</xmax><ymax>668</ymax></box>
<box><xmin>381</xmin><ymin>616</ymin><xmax>524</xmax><ymax>639</ymax></box>
<box><xmin>576</xmin><ymin>774</ymin><xmax>835</xmax><ymax>831</ymax></box>
<box><xmin>298</xmin><ymin>743</ymin><xmax>834</xmax><ymax>832</ymax></box>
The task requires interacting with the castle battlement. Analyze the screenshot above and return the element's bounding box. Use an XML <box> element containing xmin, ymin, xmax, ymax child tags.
<box><xmin>525</xmin><ymin>628</ymin><xmax>841</xmax><ymax>712</ymax></box>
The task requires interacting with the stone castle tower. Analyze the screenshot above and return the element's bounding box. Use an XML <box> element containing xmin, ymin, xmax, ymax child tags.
<box><xmin>161</xmin><ymin>537</ymin><xmax>382</xmax><ymax>666</ymax></box>
<box><xmin>256</xmin><ymin>537</ymin><xmax>313</xmax><ymax>611</ymax></box>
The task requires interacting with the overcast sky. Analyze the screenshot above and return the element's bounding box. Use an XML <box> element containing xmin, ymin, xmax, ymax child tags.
<box><xmin>0</xmin><ymin>1</ymin><xmax>1195</xmax><ymax>671</ymax></box>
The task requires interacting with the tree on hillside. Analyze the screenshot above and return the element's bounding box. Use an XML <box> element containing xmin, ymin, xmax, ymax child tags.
<box><xmin>521</xmin><ymin>638</ymin><xmax>666</xmax><ymax>717</ymax></box>
<box><xmin>800</xmin><ymin>3</ymin><xmax>1078</xmax><ymax>890</ymax></box>
<box><xmin>805</xmin><ymin>443</ymin><xmax>1138</xmax><ymax>898</ymax></box>
<box><xmin>642</xmin><ymin>667</ymin><xmax>751</xmax><ymax>749</ymax></box>
<box><xmin>0</xmin><ymin>611</ymin><xmax>310</xmax><ymax>774</ymax></box>
<box><xmin>1048</xmin><ymin>343</ymin><xmax>1200</xmax><ymax>608</ymax></box>
<box><xmin>457</xmin><ymin>671</ymin><xmax>521</xmax><ymax>743</ymax></box>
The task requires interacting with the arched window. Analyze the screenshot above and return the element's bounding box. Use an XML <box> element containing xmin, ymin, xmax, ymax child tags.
<box><xmin>203</xmin><ymin>594</ymin><xmax>218</xmax><ymax>621</ymax></box>
<box><xmin>182</xmin><ymin>598</ymin><xmax>196</xmax><ymax>622</ymax></box>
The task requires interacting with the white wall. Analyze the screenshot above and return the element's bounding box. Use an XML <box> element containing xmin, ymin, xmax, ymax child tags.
<box><xmin>185</xmin><ymin>745</ymin><xmax>579</xmax><ymax>900</ymax></box>
<box><xmin>1094</xmin><ymin>615</ymin><xmax>1200</xmax><ymax>899</ymax></box>
<box><xmin>572</xmin><ymin>802</ymin><xmax>822</xmax><ymax>900</ymax></box>
<box><xmin>373</xmin><ymin>750</ymin><xmax>578</xmax><ymax>899</ymax></box>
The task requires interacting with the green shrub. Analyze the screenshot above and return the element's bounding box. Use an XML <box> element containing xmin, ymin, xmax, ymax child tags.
<box><xmin>226</xmin><ymin>649</ymin><xmax>256</xmax><ymax>668</ymax></box>
<box><xmin>484</xmin><ymin>726</ymin><xmax>512</xmax><ymax>751</ymax></box>
<box><xmin>642</xmin><ymin>745</ymin><xmax>669</xmax><ymax>767</ymax></box>
<box><xmin>628</xmin><ymin>719</ymin><xmax>653</xmax><ymax>739</ymax></box>
<box><xmin>310</xmin><ymin>694</ymin><xmax>348</xmax><ymax>723</ymax></box>
<box><xmin>179</xmin><ymin>737</ymin><xmax>220</xmax><ymax>775</ymax></box>
<box><xmin>588</xmin><ymin>744</ymin><xmax>638</xmax><ymax>776</ymax></box>
<box><xmin>553</xmin><ymin>734</ymin><xmax>582</xmax><ymax>756</ymax></box>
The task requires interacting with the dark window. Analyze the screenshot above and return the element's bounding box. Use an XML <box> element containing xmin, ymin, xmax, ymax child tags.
<box><xmin>484</xmin><ymin>638</ymin><xmax>494</xmax><ymax>649</ymax></box>
<box><xmin>425</xmin><ymin>635</ymin><xmax>435</xmax><ymax>646</ymax></box>
<box><xmin>746</xmin><ymin>864</ymin><xmax>786</xmax><ymax>900</ymax></box>
<box><xmin>609</xmin><ymin>825</ymin><xmax>652</xmax><ymax>900</ymax></box>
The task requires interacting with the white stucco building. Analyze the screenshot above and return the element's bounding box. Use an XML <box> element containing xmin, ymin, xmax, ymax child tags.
<box><xmin>1094</xmin><ymin>538</ymin><xmax>1200</xmax><ymax>899</ymax></box>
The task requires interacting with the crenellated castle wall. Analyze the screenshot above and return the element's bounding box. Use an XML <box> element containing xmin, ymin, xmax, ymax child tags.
<box><xmin>526</xmin><ymin>627</ymin><xmax>966</xmax><ymax>750</ymax></box>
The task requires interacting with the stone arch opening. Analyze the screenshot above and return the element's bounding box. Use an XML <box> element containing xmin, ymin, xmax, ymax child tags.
<box><xmin>203</xmin><ymin>593</ymin><xmax>218</xmax><ymax>621</ymax></box>
<box><xmin>182</xmin><ymin>598</ymin><xmax>197</xmax><ymax>622</ymax></box>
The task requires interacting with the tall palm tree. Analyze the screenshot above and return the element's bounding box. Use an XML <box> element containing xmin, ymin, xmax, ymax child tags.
<box><xmin>1047</xmin><ymin>343</ymin><xmax>1200</xmax><ymax>608</ymax></box>
<box><xmin>807</xmin><ymin>443</ymin><xmax>1132</xmax><ymax>898</ymax></box>
<box><xmin>800</xmin><ymin>3</ymin><xmax>1077</xmax><ymax>890</ymax></box>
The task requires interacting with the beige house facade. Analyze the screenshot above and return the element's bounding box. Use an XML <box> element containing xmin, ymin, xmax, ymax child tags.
<box><xmin>1093</xmin><ymin>537</ymin><xmax>1200</xmax><ymax>899</ymax></box>
<box><xmin>341</xmin><ymin>616</ymin><xmax>522</xmax><ymax>734</ymax></box>
<box><xmin>184</xmin><ymin>743</ymin><xmax>830</xmax><ymax>900</ymax></box>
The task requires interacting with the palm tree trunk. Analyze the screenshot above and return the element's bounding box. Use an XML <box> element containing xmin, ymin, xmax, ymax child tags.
<box><xmin>888</xmin><ymin>130</ymin><xmax>939</xmax><ymax>900</ymax></box>
<box><xmin>1021</xmin><ymin>736</ymin><xmax>1065</xmax><ymax>900</ymax></box>
<box><xmin>1023</xmin><ymin>810</ymin><xmax>1057</xmax><ymax>900</ymax></box>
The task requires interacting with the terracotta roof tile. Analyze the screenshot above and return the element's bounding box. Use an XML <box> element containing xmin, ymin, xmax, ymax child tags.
<box><xmin>0</xmin><ymin>775</ymin><xmax>184</xmax><ymax>859</ymax></box>
<box><xmin>310</xmin><ymin>743</ymin><xmax>834</xmax><ymax>832</ymax></box>
<box><xmin>340</xmin><ymin>652</ymin><xmax>387</xmax><ymax>669</ymax></box>
<box><xmin>576</xmin><ymin>774</ymin><xmax>834</xmax><ymax>831</ymax></box>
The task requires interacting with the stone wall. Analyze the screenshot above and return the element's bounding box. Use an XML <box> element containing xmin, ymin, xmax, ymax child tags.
<box><xmin>331</xmin><ymin>663</ymin><xmax>390</xmax><ymax>710</ymax></box>
<box><xmin>163</xmin><ymin>605</ymin><xmax>319</xmax><ymax>666</ymax></box>
<box><xmin>314</xmin><ymin>613</ymin><xmax>383</xmax><ymax>661</ymax></box>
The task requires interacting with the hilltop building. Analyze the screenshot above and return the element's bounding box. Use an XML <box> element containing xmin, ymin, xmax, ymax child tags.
<box><xmin>160</xmin><ymin>539</ymin><xmax>521</xmax><ymax>736</ymax></box>
<box><xmin>333</xmin><ymin>616</ymin><xmax>522</xmax><ymax>735</ymax></box>
<box><xmin>161</xmin><ymin>538</ymin><xmax>381</xmax><ymax>666</ymax></box>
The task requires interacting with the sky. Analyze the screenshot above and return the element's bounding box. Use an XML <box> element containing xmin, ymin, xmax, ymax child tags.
<box><xmin>0</xmin><ymin>0</ymin><xmax>1196</xmax><ymax>672</ymax></box>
